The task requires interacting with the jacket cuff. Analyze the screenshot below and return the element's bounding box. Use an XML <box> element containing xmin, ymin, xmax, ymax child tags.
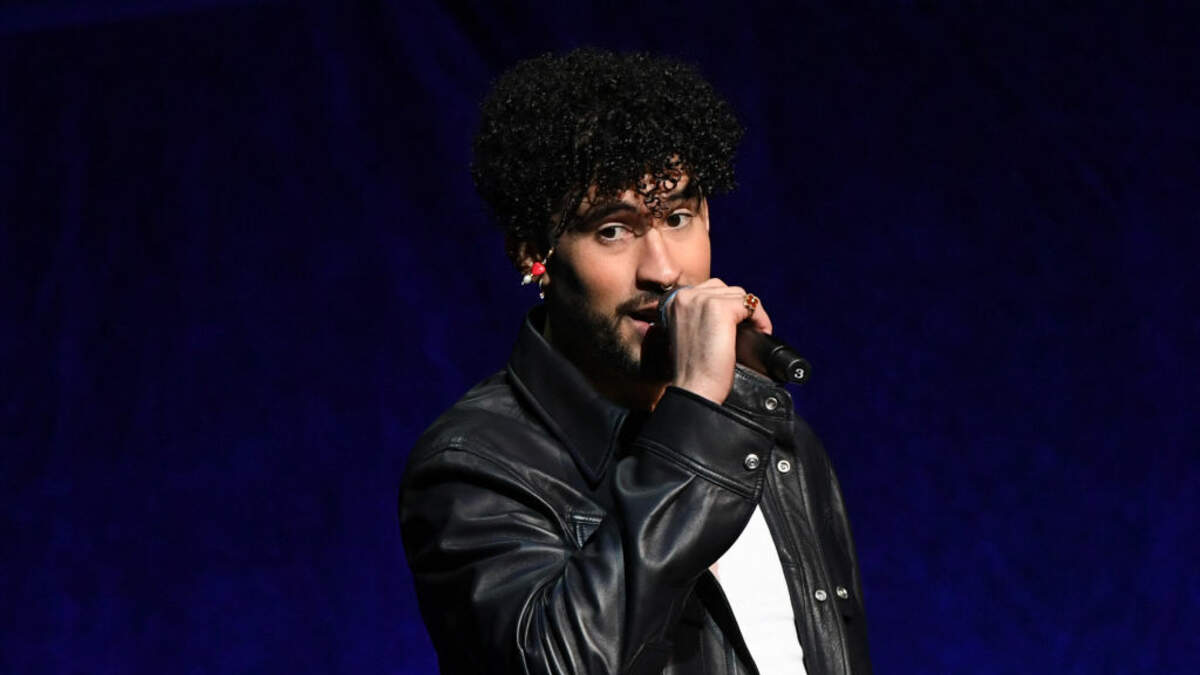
<box><xmin>636</xmin><ymin>386</ymin><xmax>775</xmax><ymax>497</ymax></box>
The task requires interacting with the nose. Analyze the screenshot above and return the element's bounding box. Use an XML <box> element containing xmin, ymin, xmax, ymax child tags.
<box><xmin>635</xmin><ymin>227</ymin><xmax>680</xmax><ymax>291</ymax></box>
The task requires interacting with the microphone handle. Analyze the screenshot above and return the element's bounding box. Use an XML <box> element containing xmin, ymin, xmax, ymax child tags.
<box><xmin>735</xmin><ymin>322</ymin><xmax>811</xmax><ymax>385</ymax></box>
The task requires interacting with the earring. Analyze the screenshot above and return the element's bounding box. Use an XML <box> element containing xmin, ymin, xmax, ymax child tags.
<box><xmin>520</xmin><ymin>260</ymin><xmax>546</xmax><ymax>286</ymax></box>
<box><xmin>521</xmin><ymin>248</ymin><xmax>554</xmax><ymax>299</ymax></box>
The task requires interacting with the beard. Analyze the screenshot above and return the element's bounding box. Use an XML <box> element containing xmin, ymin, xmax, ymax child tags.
<box><xmin>543</xmin><ymin>269</ymin><xmax>672</xmax><ymax>385</ymax></box>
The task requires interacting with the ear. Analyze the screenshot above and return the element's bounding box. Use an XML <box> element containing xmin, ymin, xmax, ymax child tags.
<box><xmin>700</xmin><ymin>197</ymin><xmax>710</xmax><ymax>233</ymax></box>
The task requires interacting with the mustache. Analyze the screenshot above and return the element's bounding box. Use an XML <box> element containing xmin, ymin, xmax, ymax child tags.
<box><xmin>616</xmin><ymin>291</ymin><xmax>668</xmax><ymax>315</ymax></box>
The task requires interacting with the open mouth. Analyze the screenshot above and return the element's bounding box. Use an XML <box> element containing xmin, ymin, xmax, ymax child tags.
<box><xmin>626</xmin><ymin>306</ymin><xmax>665</xmax><ymax>340</ymax></box>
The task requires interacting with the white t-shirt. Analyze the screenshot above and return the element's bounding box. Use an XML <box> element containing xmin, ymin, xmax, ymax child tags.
<box><xmin>712</xmin><ymin>505</ymin><xmax>807</xmax><ymax>674</ymax></box>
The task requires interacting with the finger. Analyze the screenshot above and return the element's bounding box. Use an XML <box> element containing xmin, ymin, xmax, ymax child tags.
<box><xmin>739</xmin><ymin>293</ymin><xmax>772</xmax><ymax>335</ymax></box>
<box><xmin>669</xmin><ymin>283</ymin><xmax>738</xmax><ymax>315</ymax></box>
<box><xmin>750</xmin><ymin>300</ymin><xmax>773</xmax><ymax>335</ymax></box>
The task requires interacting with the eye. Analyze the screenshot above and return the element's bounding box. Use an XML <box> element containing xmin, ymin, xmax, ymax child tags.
<box><xmin>597</xmin><ymin>224</ymin><xmax>633</xmax><ymax>242</ymax></box>
<box><xmin>665</xmin><ymin>211</ymin><xmax>694</xmax><ymax>228</ymax></box>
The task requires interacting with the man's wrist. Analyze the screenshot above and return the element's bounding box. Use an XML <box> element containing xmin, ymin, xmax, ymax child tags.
<box><xmin>669</xmin><ymin>376</ymin><xmax>729</xmax><ymax>406</ymax></box>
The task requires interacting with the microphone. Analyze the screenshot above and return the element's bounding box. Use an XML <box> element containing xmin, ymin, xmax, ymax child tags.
<box><xmin>658</xmin><ymin>290</ymin><xmax>812</xmax><ymax>385</ymax></box>
<box><xmin>734</xmin><ymin>322</ymin><xmax>812</xmax><ymax>385</ymax></box>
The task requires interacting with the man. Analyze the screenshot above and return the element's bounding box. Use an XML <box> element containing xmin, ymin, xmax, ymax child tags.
<box><xmin>400</xmin><ymin>49</ymin><xmax>871</xmax><ymax>674</ymax></box>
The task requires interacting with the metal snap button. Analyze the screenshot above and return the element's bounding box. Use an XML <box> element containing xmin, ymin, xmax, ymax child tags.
<box><xmin>836</xmin><ymin>586</ymin><xmax>849</xmax><ymax>600</ymax></box>
<box><xmin>763</xmin><ymin>396</ymin><xmax>780</xmax><ymax>411</ymax></box>
<box><xmin>743</xmin><ymin>453</ymin><xmax>761</xmax><ymax>470</ymax></box>
<box><xmin>814</xmin><ymin>589</ymin><xmax>828</xmax><ymax>602</ymax></box>
<box><xmin>776</xmin><ymin>459</ymin><xmax>792</xmax><ymax>473</ymax></box>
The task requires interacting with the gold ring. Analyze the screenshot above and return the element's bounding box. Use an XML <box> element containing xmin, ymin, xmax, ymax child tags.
<box><xmin>743</xmin><ymin>293</ymin><xmax>760</xmax><ymax>314</ymax></box>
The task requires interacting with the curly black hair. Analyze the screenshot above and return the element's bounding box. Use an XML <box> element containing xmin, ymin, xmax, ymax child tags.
<box><xmin>471</xmin><ymin>48</ymin><xmax>744</xmax><ymax>263</ymax></box>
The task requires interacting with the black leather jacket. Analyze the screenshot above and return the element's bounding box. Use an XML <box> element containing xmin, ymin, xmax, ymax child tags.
<box><xmin>400</xmin><ymin>310</ymin><xmax>871</xmax><ymax>674</ymax></box>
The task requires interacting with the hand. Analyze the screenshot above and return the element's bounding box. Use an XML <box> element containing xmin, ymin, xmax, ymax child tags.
<box><xmin>663</xmin><ymin>279</ymin><xmax>773</xmax><ymax>404</ymax></box>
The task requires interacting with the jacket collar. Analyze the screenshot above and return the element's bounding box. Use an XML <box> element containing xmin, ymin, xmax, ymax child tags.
<box><xmin>506</xmin><ymin>306</ymin><xmax>628</xmax><ymax>486</ymax></box>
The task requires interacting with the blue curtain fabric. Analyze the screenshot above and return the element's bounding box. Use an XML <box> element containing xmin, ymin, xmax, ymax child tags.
<box><xmin>2</xmin><ymin>2</ymin><xmax>1196</xmax><ymax>672</ymax></box>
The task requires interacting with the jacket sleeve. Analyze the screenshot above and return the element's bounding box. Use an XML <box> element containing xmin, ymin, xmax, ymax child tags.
<box><xmin>827</xmin><ymin>455</ymin><xmax>869</xmax><ymax>618</ymax></box>
<box><xmin>399</xmin><ymin>387</ymin><xmax>775</xmax><ymax>674</ymax></box>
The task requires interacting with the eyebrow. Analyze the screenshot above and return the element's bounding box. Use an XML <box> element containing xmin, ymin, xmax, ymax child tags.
<box><xmin>575</xmin><ymin>180</ymin><xmax>703</xmax><ymax>229</ymax></box>
<box><xmin>577</xmin><ymin>201</ymin><xmax>639</xmax><ymax>228</ymax></box>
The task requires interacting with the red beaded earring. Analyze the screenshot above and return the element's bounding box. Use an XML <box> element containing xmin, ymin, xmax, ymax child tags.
<box><xmin>521</xmin><ymin>248</ymin><xmax>553</xmax><ymax>298</ymax></box>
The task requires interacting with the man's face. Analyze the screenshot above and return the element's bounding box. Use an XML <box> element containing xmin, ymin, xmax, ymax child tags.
<box><xmin>543</xmin><ymin>173</ymin><xmax>711</xmax><ymax>384</ymax></box>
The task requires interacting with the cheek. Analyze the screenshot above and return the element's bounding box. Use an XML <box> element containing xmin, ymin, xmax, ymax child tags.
<box><xmin>682</xmin><ymin>231</ymin><xmax>712</xmax><ymax>278</ymax></box>
<box><xmin>555</xmin><ymin>248</ymin><xmax>630</xmax><ymax>307</ymax></box>
<box><xmin>581</xmin><ymin>263</ymin><xmax>633</xmax><ymax>306</ymax></box>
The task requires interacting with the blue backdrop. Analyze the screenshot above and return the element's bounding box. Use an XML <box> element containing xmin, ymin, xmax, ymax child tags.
<box><xmin>3</xmin><ymin>1</ymin><xmax>1197</xmax><ymax>672</ymax></box>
